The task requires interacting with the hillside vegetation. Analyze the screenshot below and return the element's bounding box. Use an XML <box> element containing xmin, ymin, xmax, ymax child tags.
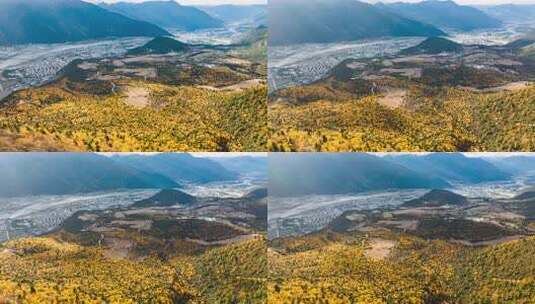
<box><xmin>269</xmin><ymin>232</ymin><xmax>535</xmax><ymax>303</ymax></box>
<box><xmin>0</xmin><ymin>236</ymin><xmax>267</xmax><ymax>303</ymax></box>
<box><xmin>0</xmin><ymin>81</ymin><xmax>267</xmax><ymax>152</ymax></box>
<box><xmin>269</xmin><ymin>85</ymin><xmax>535</xmax><ymax>152</ymax></box>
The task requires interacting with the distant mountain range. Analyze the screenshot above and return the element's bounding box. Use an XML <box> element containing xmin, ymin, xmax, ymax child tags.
<box><xmin>110</xmin><ymin>153</ymin><xmax>238</xmax><ymax>184</ymax></box>
<box><xmin>198</xmin><ymin>4</ymin><xmax>267</xmax><ymax>25</ymax></box>
<box><xmin>384</xmin><ymin>153</ymin><xmax>510</xmax><ymax>184</ymax></box>
<box><xmin>483</xmin><ymin>155</ymin><xmax>535</xmax><ymax>176</ymax></box>
<box><xmin>0</xmin><ymin>0</ymin><xmax>169</xmax><ymax>45</ymax></box>
<box><xmin>269</xmin><ymin>153</ymin><xmax>518</xmax><ymax>197</ymax></box>
<box><xmin>269</xmin><ymin>0</ymin><xmax>445</xmax><ymax>46</ymax></box>
<box><xmin>0</xmin><ymin>1</ymin><xmax>272</xmax><ymax>45</ymax></box>
<box><xmin>211</xmin><ymin>155</ymin><xmax>268</xmax><ymax>178</ymax></box>
<box><xmin>100</xmin><ymin>1</ymin><xmax>224</xmax><ymax>31</ymax></box>
<box><xmin>0</xmin><ymin>153</ymin><xmax>178</xmax><ymax>198</ymax></box>
<box><xmin>479</xmin><ymin>4</ymin><xmax>535</xmax><ymax>23</ymax></box>
<box><xmin>269</xmin><ymin>153</ymin><xmax>450</xmax><ymax>197</ymax></box>
<box><xmin>0</xmin><ymin>153</ymin><xmax>249</xmax><ymax>198</ymax></box>
<box><xmin>378</xmin><ymin>0</ymin><xmax>502</xmax><ymax>31</ymax></box>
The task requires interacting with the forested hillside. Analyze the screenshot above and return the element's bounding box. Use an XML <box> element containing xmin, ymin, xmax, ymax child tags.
<box><xmin>269</xmin><ymin>86</ymin><xmax>535</xmax><ymax>152</ymax></box>
<box><xmin>0</xmin><ymin>237</ymin><xmax>266</xmax><ymax>303</ymax></box>
<box><xmin>269</xmin><ymin>232</ymin><xmax>535</xmax><ymax>303</ymax></box>
<box><xmin>0</xmin><ymin>82</ymin><xmax>267</xmax><ymax>152</ymax></box>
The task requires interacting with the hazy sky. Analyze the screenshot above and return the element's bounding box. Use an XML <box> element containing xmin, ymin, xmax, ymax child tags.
<box><xmin>366</xmin><ymin>0</ymin><xmax>535</xmax><ymax>4</ymax></box>
<box><xmin>89</xmin><ymin>0</ymin><xmax>266</xmax><ymax>5</ymax></box>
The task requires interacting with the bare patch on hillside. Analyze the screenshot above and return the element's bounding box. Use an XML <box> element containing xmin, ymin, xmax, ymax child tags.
<box><xmin>123</xmin><ymin>86</ymin><xmax>150</xmax><ymax>108</ymax></box>
<box><xmin>365</xmin><ymin>238</ymin><xmax>397</xmax><ymax>260</ymax></box>
<box><xmin>377</xmin><ymin>89</ymin><xmax>406</xmax><ymax>109</ymax></box>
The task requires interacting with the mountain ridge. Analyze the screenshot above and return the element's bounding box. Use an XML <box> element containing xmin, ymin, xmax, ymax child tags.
<box><xmin>269</xmin><ymin>153</ymin><xmax>450</xmax><ymax>197</ymax></box>
<box><xmin>110</xmin><ymin>153</ymin><xmax>239</xmax><ymax>184</ymax></box>
<box><xmin>479</xmin><ymin>4</ymin><xmax>535</xmax><ymax>23</ymax></box>
<box><xmin>269</xmin><ymin>0</ymin><xmax>445</xmax><ymax>46</ymax></box>
<box><xmin>0</xmin><ymin>0</ymin><xmax>170</xmax><ymax>45</ymax></box>
<box><xmin>101</xmin><ymin>1</ymin><xmax>224</xmax><ymax>31</ymax></box>
<box><xmin>384</xmin><ymin>153</ymin><xmax>511</xmax><ymax>184</ymax></box>
<box><xmin>198</xmin><ymin>4</ymin><xmax>267</xmax><ymax>25</ymax></box>
<box><xmin>0</xmin><ymin>153</ymin><xmax>179</xmax><ymax>198</ymax></box>
<box><xmin>378</xmin><ymin>0</ymin><xmax>502</xmax><ymax>31</ymax></box>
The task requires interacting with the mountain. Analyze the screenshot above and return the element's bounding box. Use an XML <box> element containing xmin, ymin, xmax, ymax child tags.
<box><xmin>512</xmin><ymin>187</ymin><xmax>535</xmax><ymax>218</ymax></box>
<box><xmin>401</xmin><ymin>37</ymin><xmax>463</xmax><ymax>55</ymax></box>
<box><xmin>132</xmin><ymin>189</ymin><xmax>197</xmax><ymax>207</ymax></box>
<box><xmin>384</xmin><ymin>153</ymin><xmax>511</xmax><ymax>184</ymax></box>
<box><xmin>379</xmin><ymin>0</ymin><xmax>502</xmax><ymax>32</ymax></box>
<box><xmin>269</xmin><ymin>153</ymin><xmax>450</xmax><ymax>197</ymax></box>
<box><xmin>244</xmin><ymin>188</ymin><xmax>268</xmax><ymax>199</ymax></box>
<box><xmin>232</xmin><ymin>25</ymin><xmax>268</xmax><ymax>62</ymax></box>
<box><xmin>0</xmin><ymin>153</ymin><xmax>179</xmax><ymax>198</ymax></box>
<box><xmin>403</xmin><ymin>189</ymin><xmax>468</xmax><ymax>207</ymax></box>
<box><xmin>269</xmin><ymin>0</ymin><xmax>445</xmax><ymax>46</ymax></box>
<box><xmin>479</xmin><ymin>4</ymin><xmax>535</xmax><ymax>23</ymax></box>
<box><xmin>0</xmin><ymin>0</ymin><xmax>169</xmax><ymax>45</ymax></box>
<box><xmin>127</xmin><ymin>37</ymin><xmax>190</xmax><ymax>55</ymax></box>
<box><xmin>111</xmin><ymin>153</ymin><xmax>238</xmax><ymax>184</ymax></box>
<box><xmin>505</xmin><ymin>38</ymin><xmax>535</xmax><ymax>50</ymax></box>
<box><xmin>515</xmin><ymin>187</ymin><xmax>535</xmax><ymax>201</ymax></box>
<box><xmin>239</xmin><ymin>25</ymin><xmax>268</xmax><ymax>46</ymax></box>
<box><xmin>210</xmin><ymin>155</ymin><xmax>267</xmax><ymax>178</ymax></box>
<box><xmin>101</xmin><ymin>1</ymin><xmax>224</xmax><ymax>31</ymax></box>
<box><xmin>198</xmin><ymin>4</ymin><xmax>267</xmax><ymax>25</ymax></box>
<box><xmin>484</xmin><ymin>155</ymin><xmax>535</xmax><ymax>175</ymax></box>
<box><xmin>252</xmin><ymin>10</ymin><xmax>267</xmax><ymax>27</ymax></box>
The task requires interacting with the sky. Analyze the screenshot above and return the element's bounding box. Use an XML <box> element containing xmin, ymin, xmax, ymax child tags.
<box><xmin>366</xmin><ymin>0</ymin><xmax>535</xmax><ymax>4</ymax></box>
<box><xmin>90</xmin><ymin>0</ymin><xmax>266</xmax><ymax>5</ymax></box>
